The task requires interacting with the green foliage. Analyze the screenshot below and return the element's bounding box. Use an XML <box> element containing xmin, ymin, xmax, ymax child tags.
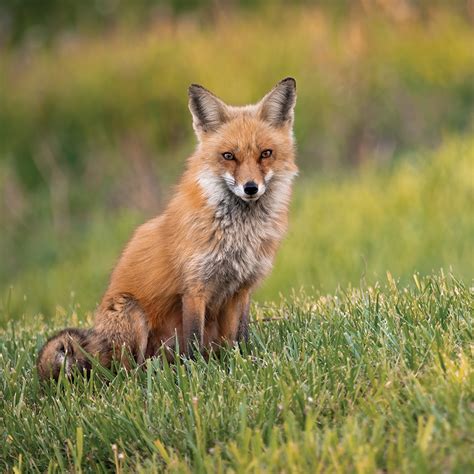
<box><xmin>4</xmin><ymin>1</ymin><xmax>470</xmax><ymax>46</ymax></box>
<box><xmin>1</xmin><ymin>272</ymin><xmax>472</xmax><ymax>471</ymax></box>
<box><xmin>1</xmin><ymin>5</ymin><xmax>473</xmax><ymax>197</ymax></box>
<box><xmin>260</xmin><ymin>136</ymin><xmax>474</xmax><ymax>300</ymax></box>
<box><xmin>1</xmin><ymin>5</ymin><xmax>473</xmax><ymax>308</ymax></box>
<box><xmin>2</xmin><ymin>136</ymin><xmax>472</xmax><ymax>320</ymax></box>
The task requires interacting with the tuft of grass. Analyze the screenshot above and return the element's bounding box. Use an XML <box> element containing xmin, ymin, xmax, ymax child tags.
<box><xmin>0</xmin><ymin>272</ymin><xmax>473</xmax><ymax>472</ymax></box>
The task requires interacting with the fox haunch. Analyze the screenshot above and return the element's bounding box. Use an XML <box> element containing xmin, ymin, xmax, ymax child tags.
<box><xmin>37</xmin><ymin>77</ymin><xmax>298</xmax><ymax>381</ymax></box>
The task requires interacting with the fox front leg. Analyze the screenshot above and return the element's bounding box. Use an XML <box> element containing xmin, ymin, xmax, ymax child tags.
<box><xmin>237</xmin><ymin>296</ymin><xmax>251</xmax><ymax>344</ymax></box>
<box><xmin>219</xmin><ymin>289</ymin><xmax>250</xmax><ymax>345</ymax></box>
<box><xmin>182</xmin><ymin>293</ymin><xmax>206</xmax><ymax>357</ymax></box>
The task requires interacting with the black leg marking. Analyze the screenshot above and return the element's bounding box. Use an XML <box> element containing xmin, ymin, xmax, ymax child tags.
<box><xmin>237</xmin><ymin>303</ymin><xmax>250</xmax><ymax>344</ymax></box>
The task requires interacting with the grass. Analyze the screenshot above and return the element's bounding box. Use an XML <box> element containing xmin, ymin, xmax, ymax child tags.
<box><xmin>0</xmin><ymin>272</ymin><xmax>472</xmax><ymax>472</ymax></box>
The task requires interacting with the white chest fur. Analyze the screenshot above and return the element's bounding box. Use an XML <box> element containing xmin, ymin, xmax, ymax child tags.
<box><xmin>191</xmin><ymin>173</ymin><xmax>293</xmax><ymax>299</ymax></box>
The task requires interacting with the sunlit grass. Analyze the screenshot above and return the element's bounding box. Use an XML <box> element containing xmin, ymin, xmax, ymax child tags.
<box><xmin>1</xmin><ymin>272</ymin><xmax>472</xmax><ymax>472</ymax></box>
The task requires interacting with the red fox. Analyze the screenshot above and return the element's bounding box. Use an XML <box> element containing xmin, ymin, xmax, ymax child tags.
<box><xmin>37</xmin><ymin>77</ymin><xmax>298</xmax><ymax>380</ymax></box>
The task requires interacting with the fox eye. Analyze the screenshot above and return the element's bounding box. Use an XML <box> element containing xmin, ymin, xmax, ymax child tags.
<box><xmin>222</xmin><ymin>152</ymin><xmax>235</xmax><ymax>161</ymax></box>
<box><xmin>261</xmin><ymin>149</ymin><xmax>272</xmax><ymax>159</ymax></box>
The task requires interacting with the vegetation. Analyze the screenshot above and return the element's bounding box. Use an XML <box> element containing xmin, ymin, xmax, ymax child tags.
<box><xmin>0</xmin><ymin>2</ymin><xmax>472</xmax><ymax>472</ymax></box>
<box><xmin>2</xmin><ymin>135</ymin><xmax>472</xmax><ymax>320</ymax></box>
<box><xmin>1</xmin><ymin>272</ymin><xmax>472</xmax><ymax>472</ymax></box>
<box><xmin>1</xmin><ymin>4</ymin><xmax>474</xmax><ymax>305</ymax></box>
<box><xmin>261</xmin><ymin>136</ymin><xmax>474</xmax><ymax>300</ymax></box>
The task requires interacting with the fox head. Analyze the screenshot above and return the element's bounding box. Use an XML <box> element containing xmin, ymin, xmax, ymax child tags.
<box><xmin>188</xmin><ymin>78</ymin><xmax>298</xmax><ymax>203</ymax></box>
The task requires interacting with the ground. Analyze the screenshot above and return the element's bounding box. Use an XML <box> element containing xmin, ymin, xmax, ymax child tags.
<box><xmin>1</xmin><ymin>273</ymin><xmax>472</xmax><ymax>472</ymax></box>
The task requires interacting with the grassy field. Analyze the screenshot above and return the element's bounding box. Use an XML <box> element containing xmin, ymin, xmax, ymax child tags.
<box><xmin>1</xmin><ymin>272</ymin><xmax>472</xmax><ymax>472</ymax></box>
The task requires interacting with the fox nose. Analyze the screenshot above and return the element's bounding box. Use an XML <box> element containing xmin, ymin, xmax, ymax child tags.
<box><xmin>243</xmin><ymin>181</ymin><xmax>259</xmax><ymax>196</ymax></box>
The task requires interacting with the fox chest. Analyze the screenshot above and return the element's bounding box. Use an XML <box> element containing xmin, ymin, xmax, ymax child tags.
<box><xmin>191</xmin><ymin>200</ymin><xmax>282</xmax><ymax>296</ymax></box>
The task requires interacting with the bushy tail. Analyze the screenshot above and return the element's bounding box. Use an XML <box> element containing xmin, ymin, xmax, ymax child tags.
<box><xmin>37</xmin><ymin>328</ymin><xmax>109</xmax><ymax>381</ymax></box>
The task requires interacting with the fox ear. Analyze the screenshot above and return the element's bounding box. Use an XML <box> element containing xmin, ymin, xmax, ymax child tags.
<box><xmin>258</xmin><ymin>77</ymin><xmax>296</xmax><ymax>127</ymax></box>
<box><xmin>188</xmin><ymin>84</ymin><xmax>229</xmax><ymax>135</ymax></box>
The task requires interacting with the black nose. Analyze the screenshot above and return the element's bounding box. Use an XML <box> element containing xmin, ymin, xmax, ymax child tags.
<box><xmin>243</xmin><ymin>181</ymin><xmax>259</xmax><ymax>196</ymax></box>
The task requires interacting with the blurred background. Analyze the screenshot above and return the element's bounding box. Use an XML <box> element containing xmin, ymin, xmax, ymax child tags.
<box><xmin>0</xmin><ymin>0</ymin><xmax>473</xmax><ymax>323</ymax></box>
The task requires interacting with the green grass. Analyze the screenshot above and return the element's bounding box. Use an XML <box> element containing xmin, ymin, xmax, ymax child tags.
<box><xmin>1</xmin><ymin>272</ymin><xmax>472</xmax><ymax>472</ymax></box>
